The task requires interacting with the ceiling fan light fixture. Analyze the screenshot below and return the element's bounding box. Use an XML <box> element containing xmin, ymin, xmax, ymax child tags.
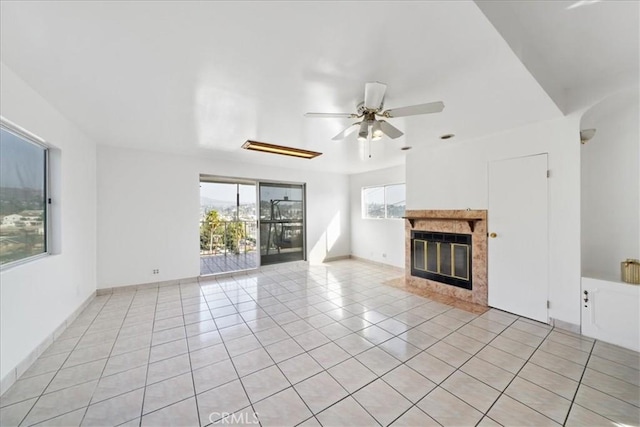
<box><xmin>304</xmin><ymin>82</ymin><xmax>444</xmax><ymax>146</ymax></box>
<box><xmin>372</xmin><ymin>120</ymin><xmax>383</xmax><ymax>140</ymax></box>
<box><xmin>357</xmin><ymin>121</ymin><xmax>369</xmax><ymax>142</ymax></box>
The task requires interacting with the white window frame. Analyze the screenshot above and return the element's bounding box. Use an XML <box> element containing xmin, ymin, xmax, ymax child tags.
<box><xmin>361</xmin><ymin>183</ymin><xmax>406</xmax><ymax>220</ymax></box>
<box><xmin>0</xmin><ymin>118</ymin><xmax>51</xmax><ymax>270</ymax></box>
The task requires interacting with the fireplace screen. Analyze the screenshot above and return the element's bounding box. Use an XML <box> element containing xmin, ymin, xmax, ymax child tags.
<box><xmin>411</xmin><ymin>231</ymin><xmax>472</xmax><ymax>290</ymax></box>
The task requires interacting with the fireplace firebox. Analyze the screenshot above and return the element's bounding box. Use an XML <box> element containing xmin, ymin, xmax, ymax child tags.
<box><xmin>410</xmin><ymin>230</ymin><xmax>472</xmax><ymax>290</ymax></box>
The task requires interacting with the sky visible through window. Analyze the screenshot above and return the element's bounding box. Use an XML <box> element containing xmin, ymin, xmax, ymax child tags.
<box><xmin>0</xmin><ymin>128</ymin><xmax>45</xmax><ymax>190</ymax></box>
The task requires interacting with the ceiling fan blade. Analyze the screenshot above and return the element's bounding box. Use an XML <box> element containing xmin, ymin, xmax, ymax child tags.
<box><xmin>331</xmin><ymin>123</ymin><xmax>360</xmax><ymax>140</ymax></box>
<box><xmin>383</xmin><ymin>101</ymin><xmax>444</xmax><ymax>118</ymax></box>
<box><xmin>364</xmin><ymin>82</ymin><xmax>387</xmax><ymax>110</ymax></box>
<box><xmin>378</xmin><ymin>120</ymin><xmax>404</xmax><ymax>139</ymax></box>
<box><xmin>304</xmin><ymin>112</ymin><xmax>357</xmax><ymax>118</ymax></box>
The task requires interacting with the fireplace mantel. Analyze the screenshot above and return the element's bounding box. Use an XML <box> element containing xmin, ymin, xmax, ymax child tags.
<box><xmin>404</xmin><ymin>210</ymin><xmax>486</xmax><ymax>232</ymax></box>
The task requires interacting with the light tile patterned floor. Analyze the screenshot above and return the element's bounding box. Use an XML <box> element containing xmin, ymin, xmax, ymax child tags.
<box><xmin>1</xmin><ymin>260</ymin><xmax>639</xmax><ymax>426</ymax></box>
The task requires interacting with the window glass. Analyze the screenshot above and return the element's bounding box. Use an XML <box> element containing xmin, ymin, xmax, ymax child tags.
<box><xmin>362</xmin><ymin>184</ymin><xmax>405</xmax><ymax>219</ymax></box>
<box><xmin>0</xmin><ymin>126</ymin><xmax>48</xmax><ymax>266</ymax></box>
<box><xmin>259</xmin><ymin>183</ymin><xmax>305</xmax><ymax>265</ymax></box>
<box><xmin>385</xmin><ymin>184</ymin><xmax>406</xmax><ymax>218</ymax></box>
<box><xmin>260</xmin><ymin>184</ymin><xmax>303</xmax><ymax>221</ymax></box>
<box><xmin>362</xmin><ymin>186</ymin><xmax>385</xmax><ymax>218</ymax></box>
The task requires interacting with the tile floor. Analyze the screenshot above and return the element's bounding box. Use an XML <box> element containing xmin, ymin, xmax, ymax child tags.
<box><xmin>1</xmin><ymin>260</ymin><xmax>639</xmax><ymax>427</ymax></box>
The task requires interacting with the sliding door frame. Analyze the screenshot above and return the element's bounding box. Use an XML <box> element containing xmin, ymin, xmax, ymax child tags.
<box><xmin>199</xmin><ymin>175</ymin><xmax>307</xmax><ymax>272</ymax></box>
<box><xmin>257</xmin><ymin>179</ymin><xmax>307</xmax><ymax>265</ymax></box>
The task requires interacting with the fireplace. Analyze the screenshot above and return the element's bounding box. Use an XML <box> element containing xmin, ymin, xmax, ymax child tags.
<box><xmin>411</xmin><ymin>231</ymin><xmax>472</xmax><ymax>290</ymax></box>
<box><xmin>405</xmin><ymin>210</ymin><xmax>487</xmax><ymax>306</ymax></box>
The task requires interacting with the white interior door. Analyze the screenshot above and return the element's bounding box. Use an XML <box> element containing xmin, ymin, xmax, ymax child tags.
<box><xmin>582</xmin><ymin>277</ymin><xmax>640</xmax><ymax>352</ymax></box>
<box><xmin>488</xmin><ymin>154</ymin><xmax>549</xmax><ymax>322</ymax></box>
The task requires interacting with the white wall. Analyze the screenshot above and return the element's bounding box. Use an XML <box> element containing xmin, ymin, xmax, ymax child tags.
<box><xmin>0</xmin><ymin>63</ymin><xmax>97</xmax><ymax>382</ymax></box>
<box><xmin>349</xmin><ymin>165</ymin><xmax>406</xmax><ymax>268</ymax></box>
<box><xmin>97</xmin><ymin>145</ymin><xmax>350</xmax><ymax>288</ymax></box>
<box><xmin>581</xmin><ymin>91</ymin><xmax>640</xmax><ymax>281</ymax></box>
<box><xmin>406</xmin><ymin>116</ymin><xmax>582</xmax><ymax>326</ymax></box>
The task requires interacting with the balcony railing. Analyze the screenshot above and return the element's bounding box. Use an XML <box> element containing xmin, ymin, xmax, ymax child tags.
<box><xmin>200</xmin><ymin>220</ymin><xmax>257</xmax><ymax>256</ymax></box>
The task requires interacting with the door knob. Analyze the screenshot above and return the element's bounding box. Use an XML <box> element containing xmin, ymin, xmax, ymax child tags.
<box><xmin>489</xmin><ymin>232</ymin><xmax>497</xmax><ymax>238</ymax></box>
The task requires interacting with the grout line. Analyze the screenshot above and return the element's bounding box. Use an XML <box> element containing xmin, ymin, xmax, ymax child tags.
<box><xmin>8</xmin><ymin>261</ymin><xmax>637</xmax><ymax>427</ymax></box>
<box><xmin>200</xmin><ymin>280</ymin><xmax>261</xmax><ymax>426</ymax></box>
<box><xmin>218</xmin><ymin>274</ymin><xmax>366</xmax><ymax>426</ymax></box>
<box><xmin>0</xmin><ymin>291</ymin><xmax>98</xmax><ymax>397</ymax></box>
<box><xmin>480</xmin><ymin>325</ymin><xmax>564</xmax><ymax>424</ymax></box>
<box><xmin>180</xmin><ymin>282</ymin><xmax>203</xmax><ymax>427</ymax></box>
<box><xmin>136</xmin><ymin>287</ymin><xmax>160</xmax><ymax>426</ymax></box>
<box><xmin>209</xmin><ymin>267</ymin><xmax>408</xmax><ymax>425</ymax></box>
<box><xmin>587</xmin><ymin>358</ymin><xmax>640</xmax><ymax>388</ymax></box>
<box><xmin>562</xmin><ymin>337</ymin><xmax>596</xmax><ymax>425</ymax></box>
<box><xmin>386</xmin><ymin>312</ymin><xmax>577</xmax><ymax>425</ymax></box>
<box><xmin>209</xmin><ymin>269</ymin><xmax>461</xmax><ymax>426</ymax></box>
<box><xmin>78</xmin><ymin>291</ymin><xmax>138</xmax><ymax>426</ymax></box>
<box><xmin>381</xmin><ymin>308</ymin><xmax>503</xmax><ymax>426</ymax></box>
<box><xmin>15</xmin><ymin>294</ymin><xmax>114</xmax><ymax>426</ymax></box>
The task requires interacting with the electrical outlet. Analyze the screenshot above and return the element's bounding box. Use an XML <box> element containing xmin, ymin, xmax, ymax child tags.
<box><xmin>152</xmin><ymin>269</ymin><xmax>159</xmax><ymax>274</ymax></box>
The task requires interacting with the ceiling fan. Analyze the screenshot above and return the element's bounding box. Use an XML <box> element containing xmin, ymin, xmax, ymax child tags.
<box><xmin>305</xmin><ymin>82</ymin><xmax>444</xmax><ymax>141</ymax></box>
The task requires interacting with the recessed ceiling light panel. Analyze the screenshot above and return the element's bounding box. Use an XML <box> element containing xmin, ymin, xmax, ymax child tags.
<box><xmin>241</xmin><ymin>140</ymin><xmax>322</xmax><ymax>159</ymax></box>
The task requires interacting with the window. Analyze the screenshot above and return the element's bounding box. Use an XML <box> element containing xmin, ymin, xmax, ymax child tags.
<box><xmin>0</xmin><ymin>122</ymin><xmax>49</xmax><ymax>267</ymax></box>
<box><xmin>362</xmin><ymin>183</ymin><xmax>406</xmax><ymax>219</ymax></box>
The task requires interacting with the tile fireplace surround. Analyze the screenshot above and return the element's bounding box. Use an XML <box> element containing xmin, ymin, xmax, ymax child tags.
<box><xmin>405</xmin><ymin>210</ymin><xmax>488</xmax><ymax>306</ymax></box>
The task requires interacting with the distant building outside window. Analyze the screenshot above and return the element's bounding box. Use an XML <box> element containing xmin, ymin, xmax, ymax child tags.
<box><xmin>0</xmin><ymin>123</ymin><xmax>49</xmax><ymax>267</ymax></box>
<box><xmin>362</xmin><ymin>183</ymin><xmax>406</xmax><ymax>219</ymax></box>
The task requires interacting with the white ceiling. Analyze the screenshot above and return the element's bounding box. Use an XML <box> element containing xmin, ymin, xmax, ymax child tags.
<box><xmin>2</xmin><ymin>1</ymin><xmax>630</xmax><ymax>174</ymax></box>
<box><xmin>476</xmin><ymin>0</ymin><xmax>639</xmax><ymax>113</ymax></box>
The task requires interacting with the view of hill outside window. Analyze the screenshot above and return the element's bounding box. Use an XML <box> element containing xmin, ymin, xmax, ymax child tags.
<box><xmin>200</xmin><ymin>182</ymin><xmax>256</xmax><ymax>254</ymax></box>
<box><xmin>0</xmin><ymin>126</ymin><xmax>48</xmax><ymax>266</ymax></box>
<box><xmin>200</xmin><ymin>181</ymin><xmax>257</xmax><ymax>274</ymax></box>
<box><xmin>362</xmin><ymin>183</ymin><xmax>406</xmax><ymax>219</ymax></box>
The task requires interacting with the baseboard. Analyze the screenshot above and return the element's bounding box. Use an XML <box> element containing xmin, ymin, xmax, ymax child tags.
<box><xmin>2</xmin><ymin>257</ymin><xmax>402</xmax><ymax>395</ymax></box>
<box><xmin>320</xmin><ymin>255</ymin><xmax>351</xmax><ymax>263</ymax></box>
<box><xmin>97</xmin><ymin>276</ymin><xmax>200</xmax><ymax>295</ymax></box>
<box><xmin>1</xmin><ymin>291</ymin><xmax>96</xmax><ymax>396</ymax></box>
<box><xmin>550</xmin><ymin>318</ymin><xmax>581</xmax><ymax>334</ymax></box>
<box><xmin>257</xmin><ymin>260</ymin><xmax>309</xmax><ymax>271</ymax></box>
<box><xmin>97</xmin><ymin>260</ymin><xmax>313</xmax><ymax>294</ymax></box>
<box><xmin>348</xmin><ymin>255</ymin><xmax>405</xmax><ymax>273</ymax></box>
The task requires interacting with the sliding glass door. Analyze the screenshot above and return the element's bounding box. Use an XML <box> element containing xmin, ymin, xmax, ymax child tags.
<box><xmin>200</xmin><ymin>178</ymin><xmax>257</xmax><ymax>275</ymax></box>
<box><xmin>199</xmin><ymin>177</ymin><xmax>306</xmax><ymax>274</ymax></box>
<box><xmin>259</xmin><ymin>183</ymin><xmax>305</xmax><ymax>265</ymax></box>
